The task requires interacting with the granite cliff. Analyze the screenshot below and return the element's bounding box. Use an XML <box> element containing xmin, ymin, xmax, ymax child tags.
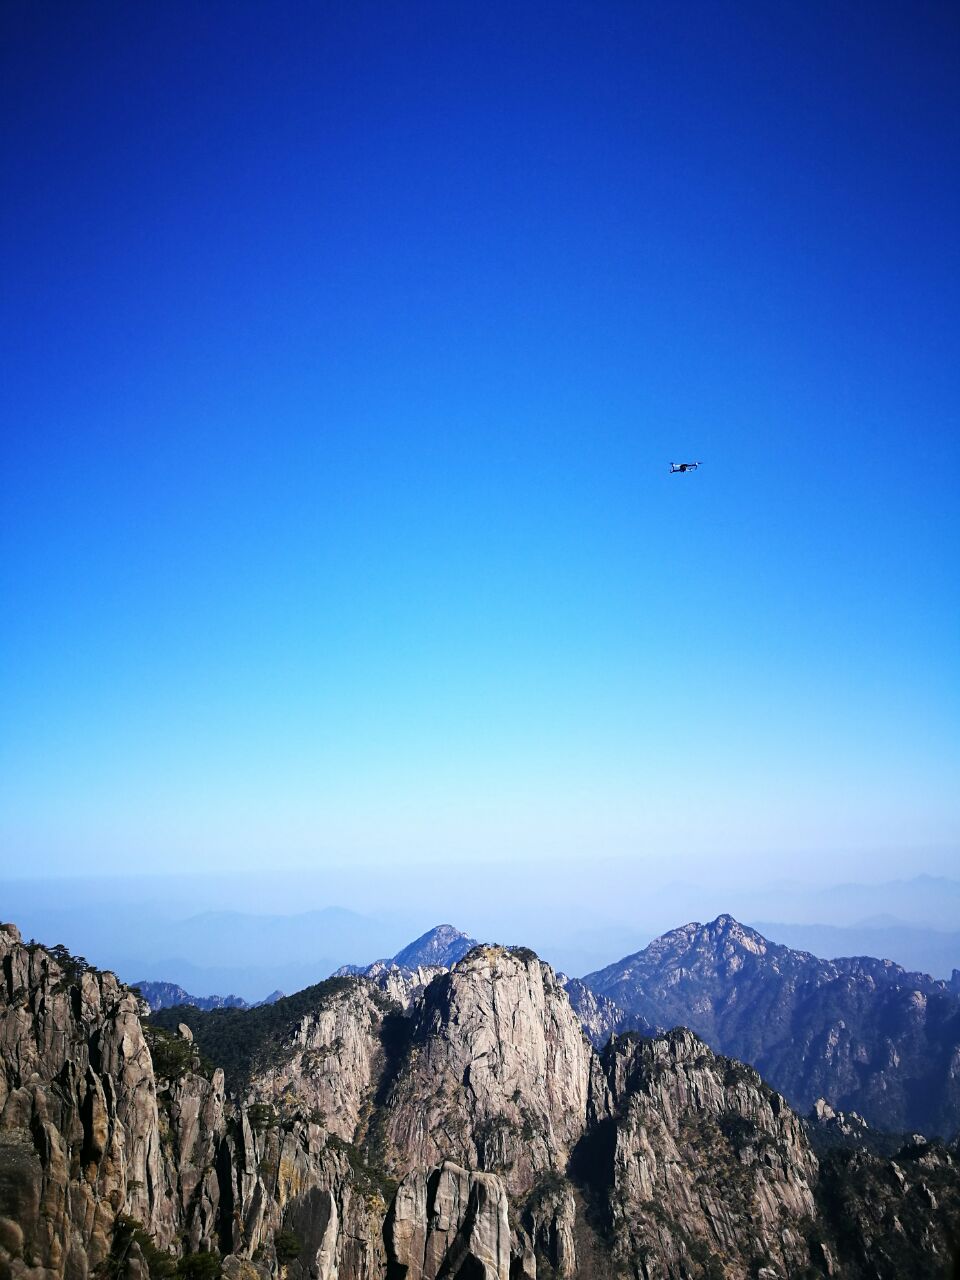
<box><xmin>2</xmin><ymin>921</ymin><xmax>959</xmax><ymax>1280</ymax></box>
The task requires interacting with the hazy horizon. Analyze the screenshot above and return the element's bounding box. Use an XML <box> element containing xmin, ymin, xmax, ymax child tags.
<box><xmin>4</xmin><ymin>864</ymin><xmax>960</xmax><ymax>998</ymax></box>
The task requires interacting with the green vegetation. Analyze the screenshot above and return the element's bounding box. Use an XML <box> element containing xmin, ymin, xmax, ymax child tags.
<box><xmin>101</xmin><ymin>1218</ymin><xmax>222</xmax><ymax>1280</ymax></box>
<box><xmin>247</xmin><ymin>1102</ymin><xmax>279</xmax><ymax>1133</ymax></box>
<box><xmin>48</xmin><ymin>943</ymin><xmax>93</xmax><ymax>983</ymax></box>
<box><xmin>474</xmin><ymin>1114</ymin><xmax>521</xmax><ymax>1170</ymax></box>
<box><xmin>274</xmin><ymin>1229</ymin><xmax>302</xmax><ymax>1263</ymax></box>
<box><xmin>29</xmin><ymin>941</ymin><xmax>103</xmax><ymax>993</ymax></box>
<box><xmin>326</xmin><ymin>1133</ymin><xmax>398</xmax><ymax>1205</ymax></box>
<box><xmin>101</xmin><ymin>1216</ymin><xmax>177</xmax><ymax>1278</ymax></box>
<box><xmin>302</xmin><ymin>1038</ymin><xmax>343</xmax><ymax>1069</ymax></box>
<box><xmin>152</xmin><ymin>976</ymin><xmax>360</xmax><ymax>1091</ymax></box>
<box><xmin>813</xmin><ymin>1142</ymin><xmax>960</xmax><ymax>1279</ymax></box>
<box><xmin>176</xmin><ymin>1253</ymin><xmax>222</xmax><ymax>1280</ymax></box>
<box><xmin>144</xmin><ymin>1023</ymin><xmax>213</xmax><ymax>1082</ymax></box>
<box><xmin>523</xmin><ymin>1169</ymin><xmax>568</xmax><ymax>1219</ymax></box>
<box><xmin>685</xmin><ymin>1237</ymin><xmax>726</xmax><ymax>1280</ymax></box>
<box><xmin>625</xmin><ymin>1199</ymin><xmax>732</xmax><ymax>1280</ymax></box>
<box><xmin>717</xmin><ymin>1112</ymin><xmax>759</xmax><ymax>1150</ymax></box>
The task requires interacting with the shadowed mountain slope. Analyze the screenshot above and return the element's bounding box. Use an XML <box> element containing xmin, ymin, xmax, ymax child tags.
<box><xmin>584</xmin><ymin>914</ymin><xmax>960</xmax><ymax>1135</ymax></box>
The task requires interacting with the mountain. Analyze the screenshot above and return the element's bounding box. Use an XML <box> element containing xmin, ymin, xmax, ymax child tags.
<box><xmin>4</xmin><ymin>920</ymin><xmax>960</xmax><ymax>1279</ymax></box>
<box><xmin>0</xmin><ymin>880</ymin><xmax>404</xmax><ymax>1001</ymax></box>
<box><xmin>584</xmin><ymin>914</ymin><xmax>960</xmax><ymax>1136</ymax></box>
<box><xmin>133</xmin><ymin>980</ymin><xmax>252</xmax><ymax>1012</ymax></box>
<box><xmin>332</xmin><ymin>924</ymin><xmax>480</xmax><ymax>1007</ymax></box>
<box><xmin>336</xmin><ymin>923</ymin><xmax>478</xmax><ymax>977</ymax></box>
<box><xmin>800</xmin><ymin>875</ymin><xmax>960</xmax><ymax>930</ymax></box>
<box><xmin>559</xmin><ymin>974</ymin><xmax>645</xmax><ymax>1047</ymax></box>
<box><xmin>392</xmin><ymin>923</ymin><xmax>476</xmax><ymax>969</ymax></box>
<box><xmin>336</xmin><ymin>926</ymin><xmax>637</xmax><ymax>1047</ymax></box>
<box><xmin>132</xmin><ymin>980</ymin><xmax>286</xmax><ymax>1012</ymax></box>
<box><xmin>752</xmin><ymin>917</ymin><xmax>960</xmax><ymax>980</ymax></box>
<box><xmin>125</xmin><ymin>906</ymin><xmax>398</xmax><ymax>999</ymax></box>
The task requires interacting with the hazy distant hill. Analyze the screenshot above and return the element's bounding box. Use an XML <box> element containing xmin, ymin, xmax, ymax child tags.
<box><xmin>393</xmin><ymin>923</ymin><xmax>477</xmax><ymax>968</ymax></box>
<box><xmin>133</xmin><ymin>980</ymin><xmax>284</xmax><ymax>1012</ymax></box>
<box><xmin>752</xmin><ymin>917</ymin><xmax>960</xmax><ymax>980</ymax></box>
<box><xmin>126</xmin><ymin>905</ymin><xmax>408</xmax><ymax>999</ymax></box>
<box><xmin>6</xmin><ymin>872</ymin><xmax>960</xmax><ymax>1002</ymax></box>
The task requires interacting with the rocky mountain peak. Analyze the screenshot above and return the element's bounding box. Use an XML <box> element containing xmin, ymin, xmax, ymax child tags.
<box><xmin>393</xmin><ymin>924</ymin><xmax>477</xmax><ymax>970</ymax></box>
<box><xmin>583</xmin><ymin>915</ymin><xmax>960</xmax><ymax>1137</ymax></box>
<box><xmin>656</xmin><ymin>913</ymin><xmax>774</xmax><ymax>963</ymax></box>
<box><xmin>587</xmin><ymin>1024</ymin><xmax>820</xmax><ymax>1277</ymax></box>
<box><xmin>583</xmin><ymin>915</ymin><xmax>784</xmax><ymax>1012</ymax></box>
<box><xmin>133</xmin><ymin>979</ymin><xmax>252</xmax><ymax>1013</ymax></box>
<box><xmin>333</xmin><ymin>925</ymin><xmax>481</xmax><ymax>1009</ymax></box>
<box><xmin>379</xmin><ymin>944</ymin><xmax>594</xmax><ymax>1194</ymax></box>
<box><xmin>708</xmin><ymin>911</ymin><xmax>768</xmax><ymax>949</ymax></box>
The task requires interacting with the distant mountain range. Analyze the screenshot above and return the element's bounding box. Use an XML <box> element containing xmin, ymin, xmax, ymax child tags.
<box><xmin>133</xmin><ymin>979</ymin><xmax>285</xmax><ymax>1012</ymax></box>
<box><xmin>132</xmin><ymin>913</ymin><xmax>960</xmax><ymax>1137</ymax></box>
<box><xmin>752</xmin><ymin>917</ymin><xmax>960</xmax><ymax>983</ymax></box>
<box><xmin>5</xmin><ymin>872</ymin><xmax>960</xmax><ymax>997</ymax></box>
<box><xmin>330</xmin><ymin>916</ymin><xmax>960</xmax><ymax>1136</ymax></box>
<box><xmin>312</xmin><ymin>915</ymin><xmax>960</xmax><ymax>1137</ymax></box>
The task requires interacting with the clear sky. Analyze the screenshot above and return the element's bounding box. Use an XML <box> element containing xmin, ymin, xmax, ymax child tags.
<box><xmin>1</xmin><ymin>0</ymin><xmax>958</xmax><ymax>887</ymax></box>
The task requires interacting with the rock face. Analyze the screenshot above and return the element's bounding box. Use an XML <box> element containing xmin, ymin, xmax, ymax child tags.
<box><xmin>240</xmin><ymin>982</ymin><xmax>388</xmax><ymax>1141</ymax></box>
<box><xmin>0</xmin><ymin>924</ymin><xmax>167</xmax><ymax>1276</ymax></box>
<box><xmin>385</xmin><ymin>1162</ymin><xmax>510</xmax><ymax>1280</ymax></box>
<box><xmin>560</xmin><ymin>976</ymin><xmax>644</xmax><ymax>1049</ymax></box>
<box><xmin>0</xmin><ymin>925</ymin><xmax>386</xmax><ymax>1280</ymax></box>
<box><xmin>337</xmin><ymin>961</ymin><xmax>447</xmax><ymax>1012</ymax></box>
<box><xmin>584</xmin><ymin>913</ymin><xmax>960</xmax><ymax>1135</ymax></box>
<box><xmin>379</xmin><ymin>947</ymin><xmax>594</xmax><ymax>1196</ymax></box>
<box><xmin>815</xmin><ymin>1138</ymin><xmax>960</xmax><ymax>1279</ymax></box>
<box><xmin>589</xmin><ymin>1029</ymin><xmax>818</xmax><ymax>1279</ymax></box>
<box><xmin>334</xmin><ymin>926</ymin><xmax>478</xmax><ymax>1012</ymax></box>
<box><xmin>3</xmin><ymin>919</ymin><xmax>960</xmax><ymax>1280</ymax></box>
<box><xmin>159</xmin><ymin>1064</ymin><xmax>226</xmax><ymax>1251</ymax></box>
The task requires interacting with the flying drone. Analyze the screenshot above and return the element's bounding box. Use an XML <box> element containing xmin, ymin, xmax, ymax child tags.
<box><xmin>669</xmin><ymin>461</ymin><xmax>701</xmax><ymax>474</ymax></box>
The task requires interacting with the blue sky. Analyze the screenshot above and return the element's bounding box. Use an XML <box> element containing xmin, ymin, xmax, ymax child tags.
<box><xmin>1</xmin><ymin>0</ymin><xmax>958</xmax><ymax>887</ymax></box>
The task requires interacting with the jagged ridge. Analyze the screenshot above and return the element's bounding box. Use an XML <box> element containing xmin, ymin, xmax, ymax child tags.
<box><xmin>3</xmin><ymin>920</ymin><xmax>960</xmax><ymax>1280</ymax></box>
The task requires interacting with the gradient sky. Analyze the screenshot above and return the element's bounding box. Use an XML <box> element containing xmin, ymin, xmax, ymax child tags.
<box><xmin>2</xmin><ymin>0</ymin><xmax>958</xmax><ymax>886</ymax></box>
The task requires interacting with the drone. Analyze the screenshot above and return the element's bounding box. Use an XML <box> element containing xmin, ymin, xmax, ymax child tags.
<box><xmin>670</xmin><ymin>461</ymin><xmax>701</xmax><ymax>474</ymax></box>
